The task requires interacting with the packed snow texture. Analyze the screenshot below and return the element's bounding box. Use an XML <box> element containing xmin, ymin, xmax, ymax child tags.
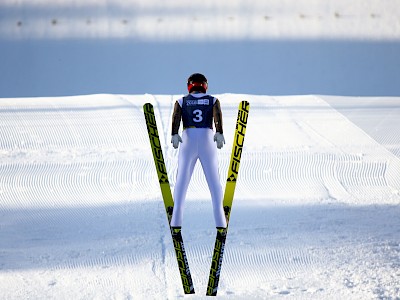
<box><xmin>0</xmin><ymin>94</ymin><xmax>399</xmax><ymax>299</ymax></box>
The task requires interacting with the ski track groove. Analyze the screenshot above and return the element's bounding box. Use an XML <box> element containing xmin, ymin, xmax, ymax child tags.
<box><xmin>1</xmin><ymin>95</ymin><xmax>400</xmax><ymax>298</ymax></box>
<box><xmin>231</xmin><ymin>151</ymin><xmax>393</xmax><ymax>202</ymax></box>
<box><xmin>0</xmin><ymin>160</ymin><xmax>148</xmax><ymax>208</ymax></box>
<box><xmin>0</xmin><ymin>96</ymin><xmax>159</xmax><ymax>210</ymax></box>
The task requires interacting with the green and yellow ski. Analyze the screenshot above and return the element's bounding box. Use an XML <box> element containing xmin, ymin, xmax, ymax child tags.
<box><xmin>143</xmin><ymin>103</ymin><xmax>195</xmax><ymax>294</ymax></box>
<box><xmin>206</xmin><ymin>100</ymin><xmax>250</xmax><ymax>296</ymax></box>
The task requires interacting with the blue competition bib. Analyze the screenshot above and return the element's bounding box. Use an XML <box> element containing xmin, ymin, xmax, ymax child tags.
<box><xmin>181</xmin><ymin>95</ymin><xmax>214</xmax><ymax>129</ymax></box>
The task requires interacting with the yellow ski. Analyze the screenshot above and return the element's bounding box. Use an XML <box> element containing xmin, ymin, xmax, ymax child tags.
<box><xmin>206</xmin><ymin>100</ymin><xmax>250</xmax><ymax>296</ymax></box>
<box><xmin>143</xmin><ymin>103</ymin><xmax>195</xmax><ymax>294</ymax></box>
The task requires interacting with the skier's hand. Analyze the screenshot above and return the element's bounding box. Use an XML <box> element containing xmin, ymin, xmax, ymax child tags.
<box><xmin>214</xmin><ymin>132</ymin><xmax>225</xmax><ymax>149</ymax></box>
<box><xmin>171</xmin><ymin>134</ymin><xmax>182</xmax><ymax>149</ymax></box>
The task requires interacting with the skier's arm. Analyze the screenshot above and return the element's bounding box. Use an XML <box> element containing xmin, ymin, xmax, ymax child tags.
<box><xmin>213</xmin><ymin>99</ymin><xmax>223</xmax><ymax>134</ymax></box>
<box><xmin>213</xmin><ymin>99</ymin><xmax>225</xmax><ymax>149</ymax></box>
<box><xmin>171</xmin><ymin>101</ymin><xmax>183</xmax><ymax>149</ymax></box>
<box><xmin>171</xmin><ymin>101</ymin><xmax>182</xmax><ymax>135</ymax></box>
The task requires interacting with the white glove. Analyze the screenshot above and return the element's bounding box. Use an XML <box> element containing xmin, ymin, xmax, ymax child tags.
<box><xmin>214</xmin><ymin>132</ymin><xmax>225</xmax><ymax>149</ymax></box>
<box><xmin>171</xmin><ymin>134</ymin><xmax>182</xmax><ymax>149</ymax></box>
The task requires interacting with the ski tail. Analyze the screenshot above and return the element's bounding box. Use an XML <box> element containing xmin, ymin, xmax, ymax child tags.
<box><xmin>171</xmin><ymin>227</ymin><xmax>195</xmax><ymax>294</ymax></box>
<box><xmin>206</xmin><ymin>100</ymin><xmax>250</xmax><ymax>296</ymax></box>
<box><xmin>206</xmin><ymin>227</ymin><xmax>227</xmax><ymax>296</ymax></box>
<box><xmin>143</xmin><ymin>103</ymin><xmax>195</xmax><ymax>294</ymax></box>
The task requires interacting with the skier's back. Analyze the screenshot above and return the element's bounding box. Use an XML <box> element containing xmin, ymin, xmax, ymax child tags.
<box><xmin>170</xmin><ymin>73</ymin><xmax>227</xmax><ymax>229</ymax></box>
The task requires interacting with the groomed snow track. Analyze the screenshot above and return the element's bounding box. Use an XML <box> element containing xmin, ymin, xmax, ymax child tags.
<box><xmin>0</xmin><ymin>94</ymin><xmax>399</xmax><ymax>299</ymax></box>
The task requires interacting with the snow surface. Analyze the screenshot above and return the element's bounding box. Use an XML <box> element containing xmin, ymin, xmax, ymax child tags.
<box><xmin>0</xmin><ymin>94</ymin><xmax>399</xmax><ymax>299</ymax></box>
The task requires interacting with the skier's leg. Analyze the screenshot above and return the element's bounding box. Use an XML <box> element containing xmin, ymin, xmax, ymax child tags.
<box><xmin>199</xmin><ymin>129</ymin><xmax>227</xmax><ymax>228</ymax></box>
<box><xmin>171</xmin><ymin>130</ymin><xmax>198</xmax><ymax>227</ymax></box>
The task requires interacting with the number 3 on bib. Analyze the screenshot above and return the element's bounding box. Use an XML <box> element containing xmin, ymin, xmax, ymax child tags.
<box><xmin>192</xmin><ymin>109</ymin><xmax>203</xmax><ymax>122</ymax></box>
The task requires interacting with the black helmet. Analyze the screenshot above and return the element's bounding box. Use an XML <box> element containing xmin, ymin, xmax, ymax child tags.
<box><xmin>187</xmin><ymin>73</ymin><xmax>208</xmax><ymax>93</ymax></box>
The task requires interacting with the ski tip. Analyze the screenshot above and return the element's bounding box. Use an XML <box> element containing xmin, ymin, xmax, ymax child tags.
<box><xmin>240</xmin><ymin>100</ymin><xmax>250</xmax><ymax>110</ymax></box>
<box><xmin>143</xmin><ymin>102</ymin><xmax>153</xmax><ymax>110</ymax></box>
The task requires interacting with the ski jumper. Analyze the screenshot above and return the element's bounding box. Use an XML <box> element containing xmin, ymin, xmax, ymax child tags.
<box><xmin>170</xmin><ymin>93</ymin><xmax>227</xmax><ymax>228</ymax></box>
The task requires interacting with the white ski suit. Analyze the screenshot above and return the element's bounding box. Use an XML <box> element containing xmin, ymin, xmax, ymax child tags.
<box><xmin>170</xmin><ymin>92</ymin><xmax>227</xmax><ymax>228</ymax></box>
